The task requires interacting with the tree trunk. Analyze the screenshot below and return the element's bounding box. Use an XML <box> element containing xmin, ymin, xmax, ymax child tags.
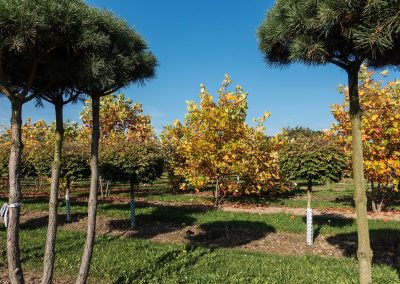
<box><xmin>348</xmin><ymin>69</ymin><xmax>372</xmax><ymax>284</ymax></box>
<box><xmin>76</xmin><ymin>95</ymin><xmax>100</xmax><ymax>284</ymax></box>
<box><xmin>106</xmin><ymin>180</ymin><xmax>110</xmax><ymax>197</ymax></box>
<box><xmin>306</xmin><ymin>179</ymin><xmax>313</xmax><ymax>246</ymax></box>
<box><xmin>377</xmin><ymin>198</ymin><xmax>383</xmax><ymax>213</ymax></box>
<box><xmin>214</xmin><ymin>177</ymin><xmax>220</xmax><ymax>208</ymax></box>
<box><xmin>65</xmin><ymin>178</ymin><xmax>71</xmax><ymax>222</ymax></box>
<box><xmin>371</xmin><ymin>181</ymin><xmax>377</xmax><ymax>213</ymax></box>
<box><xmin>129</xmin><ymin>179</ymin><xmax>136</xmax><ymax>229</ymax></box>
<box><xmin>371</xmin><ymin>182</ymin><xmax>384</xmax><ymax>213</ymax></box>
<box><xmin>7</xmin><ymin>99</ymin><xmax>24</xmax><ymax>283</ymax></box>
<box><xmin>99</xmin><ymin>176</ymin><xmax>103</xmax><ymax>198</ymax></box>
<box><xmin>42</xmin><ymin>102</ymin><xmax>64</xmax><ymax>284</ymax></box>
<box><xmin>371</xmin><ymin>199</ymin><xmax>377</xmax><ymax>213</ymax></box>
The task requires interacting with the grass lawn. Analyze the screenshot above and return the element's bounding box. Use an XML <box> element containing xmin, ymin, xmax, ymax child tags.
<box><xmin>1</xmin><ymin>177</ymin><xmax>400</xmax><ymax>283</ymax></box>
<box><xmin>0</xmin><ymin>228</ymin><xmax>399</xmax><ymax>283</ymax></box>
<box><xmin>1</xmin><ymin>195</ymin><xmax>399</xmax><ymax>238</ymax></box>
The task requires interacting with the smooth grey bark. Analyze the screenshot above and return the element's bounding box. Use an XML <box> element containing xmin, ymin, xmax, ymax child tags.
<box><xmin>42</xmin><ymin>102</ymin><xmax>64</xmax><ymax>284</ymax></box>
<box><xmin>7</xmin><ymin>99</ymin><xmax>24</xmax><ymax>283</ymax></box>
<box><xmin>76</xmin><ymin>95</ymin><xmax>100</xmax><ymax>284</ymax></box>
<box><xmin>348</xmin><ymin>69</ymin><xmax>372</xmax><ymax>284</ymax></box>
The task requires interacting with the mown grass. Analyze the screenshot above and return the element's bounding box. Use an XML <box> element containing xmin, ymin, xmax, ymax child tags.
<box><xmin>1</xmin><ymin>178</ymin><xmax>399</xmax><ymax>283</ymax></box>
<box><xmin>0</xmin><ymin>227</ymin><xmax>399</xmax><ymax>283</ymax></box>
<box><xmin>1</xmin><ymin>195</ymin><xmax>399</xmax><ymax>237</ymax></box>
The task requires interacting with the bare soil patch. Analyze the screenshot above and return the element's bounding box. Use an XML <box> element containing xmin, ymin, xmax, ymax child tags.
<box><xmin>0</xmin><ymin>267</ymin><xmax>74</xmax><ymax>284</ymax></box>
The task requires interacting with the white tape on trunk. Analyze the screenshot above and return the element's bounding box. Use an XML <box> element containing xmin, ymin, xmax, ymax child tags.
<box><xmin>306</xmin><ymin>208</ymin><xmax>313</xmax><ymax>246</ymax></box>
<box><xmin>0</xmin><ymin>202</ymin><xmax>21</xmax><ymax>227</ymax></box>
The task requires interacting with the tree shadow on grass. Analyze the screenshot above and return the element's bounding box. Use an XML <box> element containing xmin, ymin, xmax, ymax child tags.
<box><xmin>107</xmin><ymin>202</ymin><xmax>208</xmax><ymax>239</ymax></box>
<box><xmin>20</xmin><ymin>212</ymin><xmax>87</xmax><ymax>231</ymax></box>
<box><xmin>334</xmin><ymin>196</ymin><xmax>355</xmax><ymax>208</ymax></box>
<box><xmin>326</xmin><ymin>229</ymin><xmax>400</xmax><ymax>276</ymax></box>
<box><xmin>301</xmin><ymin>214</ymin><xmax>354</xmax><ymax>242</ymax></box>
<box><xmin>187</xmin><ymin>220</ymin><xmax>276</xmax><ymax>248</ymax></box>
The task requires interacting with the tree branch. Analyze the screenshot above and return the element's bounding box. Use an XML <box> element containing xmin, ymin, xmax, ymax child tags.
<box><xmin>64</xmin><ymin>92</ymin><xmax>82</xmax><ymax>105</ymax></box>
<box><xmin>20</xmin><ymin>59</ymin><xmax>38</xmax><ymax>98</ymax></box>
<box><xmin>327</xmin><ymin>57</ymin><xmax>349</xmax><ymax>69</ymax></box>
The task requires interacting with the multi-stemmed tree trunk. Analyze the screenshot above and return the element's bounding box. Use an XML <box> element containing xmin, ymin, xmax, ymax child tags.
<box><xmin>348</xmin><ymin>68</ymin><xmax>372</xmax><ymax>284</ymax></box>
<box><xmin>306</xmin><ymin>179</ymin><xmax>313</xmax><ymax>246</ymax></box>
<box><xmin>76</xmin><ymin>94</ymin><xmax>100</xmax><ymax>284</ymax></box>
<box><xmin>7</xmin><ymin>99</ymin><xmax>24</xmax><ymax>283</ymax></box>
<box><xmin>42</xmin><ymin>102</ymin><xmax>64</xmax><ymax>284</ymax></box>
<box><xmin>370</xmin><ymin>182</ymin><xmax>384</xmax><ymax>213</ymax></box>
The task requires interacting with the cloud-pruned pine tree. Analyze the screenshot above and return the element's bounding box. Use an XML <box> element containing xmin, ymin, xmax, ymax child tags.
<box><xmin>0</xmin><ymin>1</ymin><xmax>89</xmax><ymax>282</ymax></box>
<box><xmin>74</xmin><ymin>8</ymin><xmax>157</xmax><ymax>284</ymax></box>
<box><xmin>257</xmin><ymin>1</ymin><xmax>400</xmax><ymax>282</ymax></box>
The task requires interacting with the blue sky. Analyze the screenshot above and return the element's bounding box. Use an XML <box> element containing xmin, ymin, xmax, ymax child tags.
<box><xmin>0</xmin><ymin>0</ymin><xmax>398</xmax><ymax>135</ymax></box>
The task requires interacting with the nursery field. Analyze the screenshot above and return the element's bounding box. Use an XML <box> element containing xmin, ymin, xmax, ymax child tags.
<box><xmin>1</xmin><ymin>178</ymin><xmax>400</xmax><ymax>283</ymax></box>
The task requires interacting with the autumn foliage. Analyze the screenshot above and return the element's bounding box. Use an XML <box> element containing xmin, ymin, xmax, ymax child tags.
<box><xmin>161</xmin><ymin>75</ymin><xmax>286</xmax><ymax>205</ymax></box>
<box><xmin>331</xmin><ymin>66</ymin><xmax>400</xmax><ymax>211</ymax></box>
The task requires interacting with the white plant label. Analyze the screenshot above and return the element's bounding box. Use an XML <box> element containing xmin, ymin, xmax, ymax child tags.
<box><xmin>306</xmin><ymin>208</ymin><xmax>313</xmax><ymax>246</ymax></box>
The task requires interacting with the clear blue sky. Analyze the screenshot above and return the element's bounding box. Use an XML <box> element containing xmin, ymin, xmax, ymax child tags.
<box><xmin>0</xmin><ymin>0</ymin><xmax>398</xmax><ymax>134</ymax></box>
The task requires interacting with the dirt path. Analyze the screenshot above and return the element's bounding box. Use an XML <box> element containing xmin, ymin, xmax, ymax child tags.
<box><xmin>221</xmin><ymin>204</ymin><xmax>400</xmax><ymax>221</ymax></box>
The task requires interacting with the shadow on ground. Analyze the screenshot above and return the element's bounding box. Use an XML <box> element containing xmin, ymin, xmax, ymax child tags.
<box><xmin>107</xmin><ymin>202</ymin><xmax>206</xmax><ymax>239</ymax></box>
<box><xmin>327</xmin><ymin>229</ymin><xmax>400</xmax><ymax>276</ymax></box>
<box><xmin>186</xmin><ymin>220</ymin><xmax>276</xmax><ymax>248</ymax></box>
<box><xmin>20</xmin><ymin>212</ymin><xmax>87</xmax><ymax>231</ymax></box>
<box><xmin>106</xmin><ymin>203</ymin><xmax>276</xmax><ymax>248</ymax></box>
<box><xmin>301</xmin><ymin>214</ymin><xmax>354</xmax><ymax>241</ymax></box>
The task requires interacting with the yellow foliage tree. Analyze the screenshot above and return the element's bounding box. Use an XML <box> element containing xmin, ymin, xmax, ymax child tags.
<box><xmin>331</xmin><ymin>66</ymin><xmax>400</xmax><ymax>212</ymax></box>
<box><xmin>161</xmin><ymin>75</ymin><xmax>285</xmax><ymax>206</ymax></box>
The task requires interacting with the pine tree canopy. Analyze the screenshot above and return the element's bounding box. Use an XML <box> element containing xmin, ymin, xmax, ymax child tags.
<box><xmin>257</xmin><ymin>0</ymin><xmax>400</xmax><ymax>70</ymax></box>
<box><xmin>76</xmin><ymin>9</ymin><xmax>158</xmax><ymax>95</ymax></box>
<box><xmin>0</xmin><ymin>0</ymin><xmax>89</xmax><ymax>99</ymax></box>
<box><xmin>0</xmin><ymin>0</ymin><xmax>158</xmax><ymax>100</ymax></box>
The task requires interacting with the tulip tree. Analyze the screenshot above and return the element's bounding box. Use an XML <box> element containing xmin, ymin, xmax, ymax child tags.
<box><xmin>331</xmin><ymin>67</ymin><xmax>400</xmax><ymax>212</ymax></box>
<box><xmin>160</xmin><ymin>121</ymin><xmax>186</xmax><ymax>190</ymax></box>
<box><xmin>279</xmin><ymin>129</ymin><xmax>347</xmax><ymax>245</ymax></box>
<box><xmin>257</xmin><ymin>1</ymin><xmax>400</xmax><ymax>282</ymax></box>
<box><xmin>74</xmin><ymin>9</ymin><xmax>157</xmax><ymax>283</ymax></box>
<box><xmin>162</xmin><ymin>75</ymin><xmax>284</xmax><ymax>206</ymax></box>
